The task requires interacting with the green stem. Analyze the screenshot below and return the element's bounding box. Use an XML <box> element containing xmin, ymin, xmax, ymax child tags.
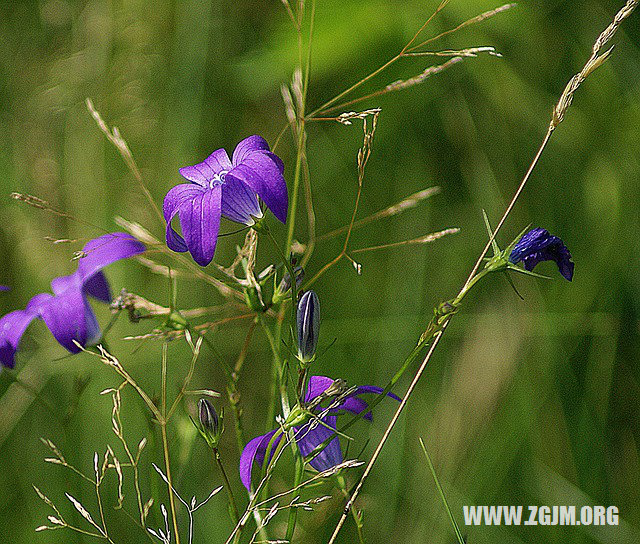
<box><xmin>262</xmin><ymin>224</ymin><xmax>299</xmax><ymax>345</ymax></box>
<box><xmin>214</xmin><ymin>448</ymin><xmax>240</xmax><ymax>524</ymax></box>
<box><xmin>161</xmin><ymin>343</ymin><xmax>181</xmax><ymax>544</ymax></box>
<box><xmin>306</xmin><ymin>269</ymin><xmax>488</xmax><ymax>464</ymax></box>
<box><xmin>285</xmin><ymin>453</ymin><xmax>304</xmax><ymax>541</ymax></box>
<box><xmin>259</xmin><ymin>316</ymin><xmax>290</xmax><ymax>422</ymax></box>
<box><xmin>337</xmin><ymin>475</ymin><xmax>365</xmax><ymax>543</ymax></box>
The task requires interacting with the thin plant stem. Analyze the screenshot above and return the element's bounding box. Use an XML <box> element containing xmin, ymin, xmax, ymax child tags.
<box><xmin>228</xmin><ymin>321</ymin><xmax>257</xmax><ymax>454</ymax></box>
<box><xmin>285</xmin><ymin>453</ymin><xmax>304</xmax><ymax>541</ymax></box>
<box><xmin>285</xmin><ymin>106</ymin><xmax>307</xmax><ymax>256</ymax></box>
<box><xmin>305</xmin><ymin>1</ymin><xmax>449</xmax><ymax>118</ymax></box>
<box><xmin>419</xmin><ymin>438</ymin><xmax>465</xmax><ymax>544</ymax></box>
<box><xmin>161</xmin><ymin>342</ymin><xmax>181</xmax><ymax>544</ymax></box>
<box><xmin>260</xmin><ymin>316</ymin><xmax>290</xmax><ymax>424</ymax></box>
<box><xmin>264</xmin><ymin>226</ymin><xmax>299</xmax><ymax>347</ymax></box>
<box><xmin>328</xmin><ymin>326</ymin><xmax>448</xmax><ymax>543</ymax></box>
<box><xmin>214</xmin><ymin>449</ymin><xmax>240</xmax><ymax>524</ymax></box>
<box><xmin>95</xmin><ymin>478</ymin><xmax>108</xmax><ymax>540</ymax></box>
<box><xmin>328</xmin><ymin>1</ymin><xmax>638</xmax><ymax>538</ymax></box>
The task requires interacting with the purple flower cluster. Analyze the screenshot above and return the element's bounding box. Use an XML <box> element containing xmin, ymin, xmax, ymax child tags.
<box><xmin>509</xmin><ymin>227</ymin><xmax>574</xmax><ymax>281</ymax></box>
<box><xmin>239</xmin><ymin>376</ymin><xmax>400</xmax><ymax>491</ymax></box>
<box><xmin>0</xmin><ymin>233</ymin><xmax>145</xmax><ymax>368</ymax></box>
<box><xmin>164</xmin><ymin>135</ymin><xmax>288</xmax><ymax>266</ymax></box>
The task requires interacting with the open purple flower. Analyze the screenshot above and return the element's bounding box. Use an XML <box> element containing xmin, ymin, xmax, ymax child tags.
<box><xmin>509</xmin><ymin>227</ymin><xmax>574</xmax><ymax>281</ymax></box>
<box><xmin>164</xmin><ymin>135</ymin><xmax>288</xmax><ymax>266</ymax></box>
<box><xmin>0</xmin><ymin>233</ymin><xmax>145</xmax><ymax>369</ymax></box>
<box><xmin>239</xmin><ymin>375</ymin><xmax>400</xmax><ymax>491</ymax></box>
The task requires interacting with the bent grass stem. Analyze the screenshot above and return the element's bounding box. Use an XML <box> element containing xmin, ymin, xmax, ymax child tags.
<box><xmin>328</xmin><ymin>2</ymin><xmax>637</xmax><ymax>538</ymax></box>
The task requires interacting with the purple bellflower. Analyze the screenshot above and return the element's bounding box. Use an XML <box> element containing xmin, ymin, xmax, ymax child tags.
<box><xmin>509</xmin><ymin>228</ymin><xmax>574</xmax><ymax>281</ymax></box>
<box><xmin>0</xmin><ymin>233</ymin><xmax>145</xmax><ymax>369</ymax></box>
<box><xmin>239</xmin><ymin>375</ymin><xmax>400</xmax><ymax>491</ymax></box>
<box><xmin>164</xmin><ymin>135</ymin><xmax>288</xmax><ymax>266</ymax></box>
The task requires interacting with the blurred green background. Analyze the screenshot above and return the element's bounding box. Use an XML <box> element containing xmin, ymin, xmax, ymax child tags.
<box><xmin>0</xmin><ymin>0</ymin><xmax>639</xmax><ymax>543</ymax></box>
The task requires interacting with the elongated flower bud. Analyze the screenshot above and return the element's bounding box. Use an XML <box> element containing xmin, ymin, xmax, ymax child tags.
<box><xmin>297</xmin><ymin>290</ymin><xmax>320</xmax><ymax>363</ymax></box>
<box><xmin>196</xmin><ymin>398</ymin><xmax>222</xmax><ymax>448</ymax></box>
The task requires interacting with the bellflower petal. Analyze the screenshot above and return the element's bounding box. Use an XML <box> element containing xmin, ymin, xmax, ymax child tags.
<box><xmin>241</xmin><ymin>374</ymin><xmax>400</xmax><ymax>488</ymax></box>
<box><xmin>83</xmin><ymin>271</ymin><xmax>111</xmax><ymax>303</ymax></box>
<box><xmin>305</xmin><ymin>376</ymin><xmax>400</xmax><ymax>421</ymax></box>
<box><xmin>163</xmin><ymin>184</ymin><xmax>206</xmax><ymax>253</ymax></box>
<box><xmin>239</xmin><ymin>429</ymin><xmax>282</xmax><ymax>491</ymax></box>
<box><xmin>76</xmin><ymin>233</ymin><xmax>146</xmax><ymax>285</ymax></box>
<box><xmin>305</xmin><ymin>375</ymin><xmax>334</xmax><ymax>402</ymax></box>
<box><xmin>227</xmin><ymin>153</ymin><xmax>288</xmax><ymax>223</ymax></box>
<box><xmin>509</xmin><ymin>228</ymin><xmax>574</xmax><ymax>281</ymax></box>
<box><xmin>178</xmin><ymin>185</ymin><xmax>223</xmax><ymax>267</ymax></box>
<box><xmin>0</xmin><ymin>310</ymin><xmax>38</xmax><ymax>368</ymax></box>
<box><xmin>295</xmin><ymin>415</ymin><xmax>343</xmax><ymax>472</ymax></box>
<box><xmin>27</xmin><ymin>291</ymin><xmax>100</xmax><ymax>353</ymax></box>
<box><xmin>220</xmin><ymin>174</ymin><xmax>262</xmax><ymax>224</ymax></box>
<box><xmin>0</xmin><ymin>286</ymin><xmax>9</xmax><ymax>291</ymax></box>
<box><xmin>232</xmin><ymin>135</ymin><xmax>271</xmax><ymax>165</ymax></box>
<box><xmin>179</xmin><ymin>149</ymin><xmax>232</xmax><ymax>186</ymax></box>
<box><xmin>50</xmin><ymin>272</ymin><xmax>81</xmax><ymax>296</ymax></box>
<box><xmin>352</xmin><ymin>385</ymin><xmax>402</xmax><ymax>402</ymax></box>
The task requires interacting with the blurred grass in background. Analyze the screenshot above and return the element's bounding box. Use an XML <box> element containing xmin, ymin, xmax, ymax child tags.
<box><xmin>0</xmin><ymin>0</ymin><xmax>639</xmax><ymax>542</ymax></box>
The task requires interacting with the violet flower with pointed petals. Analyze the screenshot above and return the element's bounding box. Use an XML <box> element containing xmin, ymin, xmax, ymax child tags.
<box><xmin>509</xmin><ymin>228</ymin><xmax>574</xmax><ymax>281</ymax></box>
<box><xmin>239</xmin><ymin>375</ymin><xmax>400</xmax><ymax>491</ymax></box>
<box><xmin>0</xmin><ymin>233</ymin><xmax>145</xmax><ymax>369</ymax></box>
<box><xmin>164</xmin><ymin>135</ymin><xmax>288</xmax><ymax>266</ymax></box>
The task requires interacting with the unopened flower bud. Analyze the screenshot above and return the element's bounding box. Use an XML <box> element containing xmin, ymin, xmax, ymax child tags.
<box><xmin>196</xmin><ymin>398</ymin><xmax>222</xmax><ymax>448</ymax></box>
<box><xmin>275</xmin><ymin>266</ymin><xmax>304</xmax><ymax>298</ymax></box>
<box><xmin>297</xmin><ymin>290</ymin><xmax>320</xmax><ymax>363</ymax></box>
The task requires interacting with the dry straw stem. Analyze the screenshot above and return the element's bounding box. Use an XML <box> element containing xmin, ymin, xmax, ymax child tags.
<box><xmin>336</xmin><ymin>57</ymin><xmax>464</xmax><ymax>112</ymax></box>
<box><xmin>405</xmin><ymin>3</ymin><xmax>516</xmax><ymax>52</ymax></box>
<box><xmin>552</xmin><ymin>0</ymin><xmax>637</xmax><ymax>128</ymax></box>
<box><xmin>316</xmin><ymin>186</ymin><xmax>441</xmax><ymax>242</ymax></box>
<box><xmin>111</xmin><ymin>289</ymin><xmax>232</xmax><ymax>321</ymax></box>
<box><xmin>86</xmin><ymin>98</ymin><xmax>163</xmax><ymax>224</ymax></box>
<box><xmin>403</xmin><ymin>46</ymin><xmax>501</xmax><ymax>58</ymax></box>
<box><xmin>115</xmin><ymin>216</ymin><xmax>245</xmax><ymax>302</ymax></box>
<box><xmin>304</xmin><ymin>111</ymin><xmax>380</xmax><ymax>287</ymax></box>
<box><xmin>328</xmin><ymin>2</ymin><xmax>637</xmax><ymax>542</ymax></box>
<box><xmin>309</xmin><ymin>2</ymin><xmax>515</xmax><ymax>116</ymax></box>
<box><xmin>11</xmin><ymin>192</ymin><xmax>112</xmax><ymax>239</ymax></box>
<box><xmin>350</xmin><ymin>227</ymin><xmax>460</xmax><ymax>255</ymax></box>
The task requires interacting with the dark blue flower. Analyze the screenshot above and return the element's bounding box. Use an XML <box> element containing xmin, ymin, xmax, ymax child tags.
<box><xmin>239</xmin><ymin>376</ymin><xmax>400</xmax><ymax>491</ymax></box>
<box><xmin>509</xmin><ymin>228</ymin><xmax>574</xmax><ymax>281</ymax></box>
<box><xmin>164</xmin><ymin>135</ymin><xmax>288</xmax><ymax>266</ymax></box>
<box><xmin>0</xmin><ymin>233</ymin><xmax>145</xmax><ymax>368</ymax></box>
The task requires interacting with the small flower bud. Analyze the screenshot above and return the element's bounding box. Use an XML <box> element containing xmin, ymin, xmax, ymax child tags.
<box><xmin>297</xmin><ymin>290</ymin><xmax>320</xmax><ymax>363</ymax></box>
<box><xmin>274</xmin><ymin>266</ymin><xmax>304</xmax><ymax>303</ymax></box>
<box><xmin>195</xmin><ymin>399</ymin><xmax>222</xmax><ymax>448</ymax></box>
<box><xmin>199</xmin><ymin>399</ymin><xmax>218</xmax><ymax>433</ymax></box>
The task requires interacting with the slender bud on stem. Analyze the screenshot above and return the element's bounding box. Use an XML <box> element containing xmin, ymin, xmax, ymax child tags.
<box><xmin>195</xmin><ymin>399</ymin><xmax>223</xmax><ymax>448</ymax></box>
<box><xmin>297</xmin><ymin>290</ymin><xmax>320</xmax><ymax>363</ymax></box>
